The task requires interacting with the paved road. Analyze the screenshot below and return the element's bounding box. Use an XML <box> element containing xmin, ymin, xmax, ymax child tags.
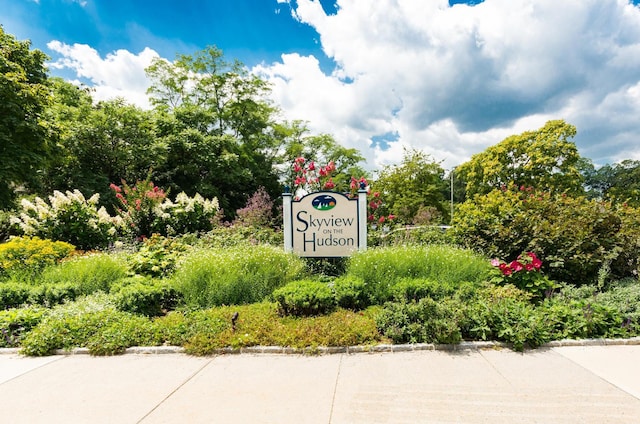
<box><xmin>1</xmin><ymin>345</ymin><xmax>640</xmax><ymax>423</ymax></box>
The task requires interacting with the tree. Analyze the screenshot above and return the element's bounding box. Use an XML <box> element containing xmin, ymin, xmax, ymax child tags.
<box><xmin>584</xmin><ymin>159</ymin><xmax>640</xmax><ymax>206</ymax></box>
<box><xmin>456</xmin><ymin>120</ymin><xmax>584</xmax><ymax>198</ymax></box>
<box><xmin>0</xmin><ymin>27</ymin><xmax>51</xmax><ymax>208</ymax></box>
<box><xmin>43</xmin><ymin>83</ymin><xmax>163</xmax><ymax>209</ymax></box>
<box><xmin>146</xmin><ymin>47</ymin><xmax>287</xmax><ymax>217</ymax></box>
<box><xmin>373</xmin><ymin>149</ymin><xmax>448</xmax><ymax>224</ymax></box>
<box><xmin>275</xmin><ymin>120</ymin><xmax>367</xmax><ymax>193</ymax></box>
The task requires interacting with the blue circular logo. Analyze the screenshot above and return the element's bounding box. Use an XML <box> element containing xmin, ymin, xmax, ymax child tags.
<box><xmin>312</xmin><ymin>195</ymin><xmax>337</xmax><ymax>211</ymax></box>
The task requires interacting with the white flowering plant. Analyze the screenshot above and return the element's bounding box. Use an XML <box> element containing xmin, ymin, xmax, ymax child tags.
<box><xmin>11</xmin><ymin>190</ymin><xmax>120</xmax><ymax>250</ymax></box>
<box><xmin>153</xmin><ymin>192</ymin><xmax>220</xmax><ymax>236</ymax></box>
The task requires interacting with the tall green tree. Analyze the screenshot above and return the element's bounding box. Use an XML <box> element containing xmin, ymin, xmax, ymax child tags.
<box><xmin>457</xmin><ymin>120</ymin><xmax>585</xmax><ymax>198</ymax></box>
<box><xmin>584</xmin><ymin>159</ymin><xmax>640</xmax><ymax>206</ymax></box>
<box><xmin>44</xmin><ymin>80</ymin><xmax>163</xmax><ymax>208</ymax></box>
<box><xmin>146</xmin><ymin>47</ymin><xmax>284</xmax><ymax>217</ymax></box>
<box><xmin>373</xmin><ymin>149</ymin><xmax>448</xmax><ymax>224</ymax></box>
<box><xmin>0</xmin><ymin>27</ymin><xmax>52</xmax><ymax>208</ymax></box>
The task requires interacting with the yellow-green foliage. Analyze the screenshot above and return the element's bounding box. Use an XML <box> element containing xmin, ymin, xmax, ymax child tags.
<box><xmin>0</xmin><ymin>236</ymin><xmax>75</xmax><ymax>275</ymax></box>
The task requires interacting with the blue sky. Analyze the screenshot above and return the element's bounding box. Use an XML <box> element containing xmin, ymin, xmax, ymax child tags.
<box><xmin>2</xmin><ymin>0</ymin><xmax>640</xmax><ymax>170</ymax></box>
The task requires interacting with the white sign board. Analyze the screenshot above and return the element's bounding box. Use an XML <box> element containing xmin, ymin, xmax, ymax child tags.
<box><xmin>283</xmin><ymin>190</ymin><xmax>367</xmax><ymax>257</ymax></box>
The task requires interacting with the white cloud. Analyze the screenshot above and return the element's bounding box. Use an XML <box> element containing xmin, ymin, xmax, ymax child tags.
<box><xmin>256</xmin><ymin>0</ymin><xmax>640</xmax><ymax>169</ymax></box>
<box><xmin>47</xmin><ymin>41</ymin><xmax>158</xmax><ymax>109</ymax></box>
<box><xmin>45</xmin><ymin>0</ymin><xmax>640</xmax><ymax>170</ymax></box>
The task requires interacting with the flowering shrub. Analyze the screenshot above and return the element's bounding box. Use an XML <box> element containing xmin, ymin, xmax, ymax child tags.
<box><xmin>0</xmin><ymin>236</ymin><xmax>75</xmax><ymax>277</ymax></box>
<box><xmin>111</xmin><ymin>178</ymin><xmax>167</xmax><ymax>239</ymax></box>
<box><xmin>291</xmin><ymin>157</ymin><xmax>339</xmax><ymax>196</ymax></box>
<box><xmin>291</xmin><ymin>157</ymin><xmax>395</xmax><ymax>228</ymax></box>
<box><xmin>491</xmin><ymin>252</ymin><xmax>555</xmax><ymax>300</ymax></box>
<box><xmin>111</xmin><ymin>179</ymin><xmax>219</xmax><ymax>238</ymax></box>
<box><xmin>234</xmin><ymin>186</ymin><xmax>274</xmax><ymax>227</ymax></box>
<box><xmin>11</xmin><ymin>190</ymin><xmax>118</xmax><ymax>250</ymax></box>
<box><xmin>154</xmin><ymin>192</ymin><xmax>219</xmax><ymax>236</ymax></box>
<box><xmin>452</xmin><ymin>185</ymin><xmax>638</xmax><ymax>285</ymax></box>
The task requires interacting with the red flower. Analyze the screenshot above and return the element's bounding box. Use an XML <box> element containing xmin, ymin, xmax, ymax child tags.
<box><xmin>373</xmin><ymin>191</ymin><xmax>380</xmax><ymax>198</ymax></box>
<box><xmin>527</xmin><ymin>252</ymin><xmax>542</xmax><ymax>270</ymax></box>
<box><xmin>387</xmin><ymin>214</ymin><xmax>395</xmax><ymax>220</ymax></box>
<box><xmin>110</xmin><ymin>183</ymin><xmax>122</xmax><ymax>193</ymax></box>
<box><xmin>509</xmin><ymin>260</ymin><xmax>525</xmax><ymax>272</ymax></box>
<box><xmin>308</xmin><ymin>161</ymin><xmax>315</xmax><ymax>171</ymax></box>
<box><xmin>295</xmin><ymin>157</ymin><xmax>306</xmax><ymax>164</ymax></box>
<box><xmin>323</xmin><ymin>178</ymin><xmax>335</xmax><ymax>190</ymax></box>
<box><xmin>378</xmin><ymin>216</ymin><xmax>386</xmax><ymax>224</ymax></box>
<box><xmin>326</xmin><ymin>161</ymin><xmax>336</xmax><ymax>172</ymax></box>
<box><xmin>368</xmin><ymin>214</ymin><xmax>375</xmax><ymax>222</ymax></box>
<box><xmin>319</xmin><ymin>167</ymin><xmax>328</xmax><ymax>177</ymax></box>
<box><xmin>525</xmin><ymin>263</ymin><xmax>534</xmax><ymax>271</ymax></box>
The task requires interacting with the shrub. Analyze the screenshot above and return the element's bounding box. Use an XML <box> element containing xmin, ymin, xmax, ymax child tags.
<box><xmin>272</xmin><ymin>280</ymin><xmax>336</xmax><ymax>317</ymax></box>
<box><xmin>153</xmin><ymin>192</ymin><xmax>220</xmax><ymax>236</ymax></box>
<box><xmin>0</xmin><ymin>306</ymin><xmax>47</xmax><ymax>347</ymax></box>
<box><xmin>452</xmin><ymin>186</ymin><xmax>640</xmax><ymax>285</ymax></box>
<box><xmin>11</xmin><ymin>190</ymin><xmax>118</xmax><ymax>250</ymax></box>
<box><xmin>126</xmin><ymin>235</ymin><xmax>189</xmax><ymax>277</ymax></box>
<box><xmin>112</xmin><ymin>178</ymin><xmax>220</xmax><ymax>239</ymax></box>
<box><xmin>0</xmin><ymin>236</ymin><xmax>75</xmax><ymax>278</ymax></box>
<box><xmin>38</xmin><ymin>253</ymin><xmax>127</xmax><ymax>295</ymax></box>
<box><xmin>346</xmin><ymin>245</ymin><xmax>491</xmax><ymax>303</ymax></box>
<box><xmin>18</xmin><ymin>293</ymin><xmax>161</xmax><ymax>356</ymax></box>
<box><xmin>27</xmin><ymin>283</ymin><xmax>80</xmax><ymax>307</ymax></box>
<box><xmin>0</xmin><ymin>283</ymin><xmax>30</xmax><ymax>309</ymax></box>
<box><xmin>174</xmin><ymin>246</ymin><xmax>305</xmax><ymax>308</ymax></box>
<box><xmin>375</xmin><ymin>298</ymin><xmax>463</xmax><ymax>344</ymax></box>
<box><xmin>332</xmin><ymin>276</ymin><xmax>372</xmax><ymax>310</ymax></box>
<box><xmin>199</xmin><ymin>226</ymin><xmax>283</xmax><ymax>248</ymax></box>
<box><xmin>369</xmin><ymin>225</ymin><xmax>454</xmax><ymax>247</ymax></box>
<box><xmin>112</xmin><ymin>279</ymin><xmax>181</xmax><ymax>316</ymax></box>
<box><xmin>490</xmin><ymin>252</ymin><xmax>556</xmax><ymax>301</ymax></box>
<box><xmin>390</xmin><ymin>278</ymin><xmax>460</xmax><ymax>302</ymax></box>
<box><xmin>233</xmin><ymin>186</ymin><xmax>275</xmax><ymax>228</ymax></box>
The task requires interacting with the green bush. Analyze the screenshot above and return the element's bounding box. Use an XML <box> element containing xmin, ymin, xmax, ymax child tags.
<box><xmin>346</xmin><ymin>245</ymin><xmax>491</xmax><ymax>303</ymax></box>
<box><xmin>370</xmin><ymin>225</ymin><xmax>454</xmax><ymax>247</ymax></box>
<box><xmin>272</xmin><ymin>280</ymin><xmax>336</xmax><ymax>317</ymax></box>
<box><xmin>451</xmin><ymin>186</ymin><xmax>640</xmax><ymax>285</ymax></box>
<box><xmin>0</xmin><ymin>306</ymin><xmax>46</xmax><ymax>347</ymax></box>
<box><xmin>390</xmin><ymin>278</ymin><xmax>459</xmax><ymax>302</ymax></box>
<box><xmin>126</xmin><ymin>235</ymin><xmax>189</xmax><ymax>277</ymax></box>
<box><xmin>0</xmin><ymin>283</ymin><xmax>30</xmax><ymax>309</ymax></box>
<box><xmin>112</xmin><ymin>279</ymin><xmax>181</xmax><ymax>316</ymax></box>
<box><xmin>0</xmin><ymin>236</ymin><xmax>75</xmax><ymax>278</ymax></box>
<box><xmin>26</xmin><ymin>283</ymin><xmax>80</xmax><ymax>307</ymax></box>
<box><xmin>12</xmin><ymin>190</ymin><xmax>118</xmax><ymax>250</ymax></box>
<box><xmin>332</xmin><ymin>276</ymin><xmax>372</xmax><ymax>310</ymax></box>
<box><xmin>38</xmin><ymin>253</ymin><xmax>127</xmax><ymax>294</ymax></box>
<box><xmin>199</xmin><ymin>226</ymin><xmax>283</xmax><ymax>248</ymax></box>
<box><xmin>375</xmin><ymin>298</ymin><xmax>463</xmax><ymax>344</ymax></box>
<box><xmin>174</xmin><ymin>246</ymin><xmax>305</xmax><ymax>308</ymax></box>
<box><xmin>18</xmin><ymin>293</ymin><xmax>161</xmax><ymax>356</ymax></box>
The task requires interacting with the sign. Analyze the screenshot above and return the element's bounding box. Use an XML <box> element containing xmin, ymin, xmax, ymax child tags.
<box><xmin>283</xmin><ymin>190</ymin><xmax>367</xmax><ymax>257</ymax></box>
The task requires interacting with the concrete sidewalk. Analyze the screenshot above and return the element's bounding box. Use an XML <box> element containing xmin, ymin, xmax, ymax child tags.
<box><xmin>1</xmin><ymin>345</ymin><xmax>639</xmax><ymax>423</ymax></box>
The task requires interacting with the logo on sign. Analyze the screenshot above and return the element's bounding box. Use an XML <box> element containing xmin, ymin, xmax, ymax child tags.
<box><xmin>312</xmin><ymin>194</ymin><xmax>336</xmax><ymax>211</ymax></box>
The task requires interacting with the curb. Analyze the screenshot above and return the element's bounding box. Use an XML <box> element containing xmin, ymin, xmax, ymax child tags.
<box><xmin>2</xmin><ymin>337</ymin><xmax>640</xmax><ymax>357</ymax></box>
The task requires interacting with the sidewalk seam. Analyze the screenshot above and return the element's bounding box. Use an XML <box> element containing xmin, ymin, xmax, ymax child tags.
<box><xmin>135</xmin><ymin>357</ymin><xmax>214</xmax><ymax>423</ymax></box>
<box><xmin>328</xmin><ymin>353</ymin><xmax>343</xmax><ymax>424</ymax></box>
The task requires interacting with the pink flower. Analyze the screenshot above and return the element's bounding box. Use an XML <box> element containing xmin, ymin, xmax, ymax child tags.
<box><xmin>491</xmin><ymin>258</ymin><xmax>501</xmax><ymax>267</ymax></box>
<box><xmin>378</xmin><ymin>216</ymin><xmax>386</xmax><ymax>224</ymax></box>
<box><xmin>110</xmin><ymin>183</ymin><xmax>121</xmax><ymax>193</ymax></box>
<box><xmin>326</xmin><ymin>161</ymin><xmax>336</xmax><ymax>172</ymax></box>
<box><xmin>509</xmin><ymin>260</ymin><xmax>525</xmax><ymax>272</ymax></box>
<box><xmin>295</xmin><ymin>157</ymin><xmax>306</xmax><ymax>164</ymax></box>
<box><xmin>373</xmin><ymin>192</ymin><xmax>380</xmax><ymax>198</ymax></box>
<box><xmin>527</xmin><ymin>252</ymin><xmax>542</xmax><ymax>270</ymax></box>
<box><xmin>319</xmin><ymin>167</ymin><xmax>328</xmax><ymax>177</ymax></box>
<box><xmin>350</xmin><ymin>177</ymin><xmax>358</xmax><ymax>190</ymax></box>
<box><xmin>323</xmin><ymin>178</ymin><xmax>335</xmax><ymax>190</ymax></box>
<box><xmin>388</xmin><ymin>214</ymin><xmax>395</xmax><ymax>220</ymax></box>
<box><xmin>307</xmin><ymin>161</ymin><xmax>315</xmax><ymax>171</ymax></box>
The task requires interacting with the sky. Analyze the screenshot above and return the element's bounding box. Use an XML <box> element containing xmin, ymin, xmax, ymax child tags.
<box><xmin>2</xmin><ymin>0</ymin><xmax>640</xmax><ymax>171</ymax></box>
